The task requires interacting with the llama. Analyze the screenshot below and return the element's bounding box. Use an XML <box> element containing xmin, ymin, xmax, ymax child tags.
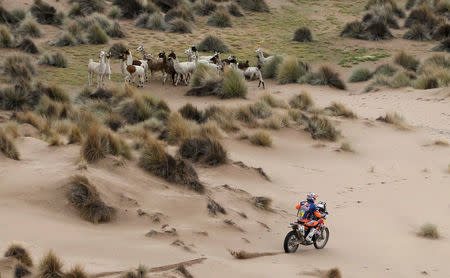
<box><xmin>159</xmin><ymin>51</ymin><xmax>176</xmax><ymax>85</ymax></box>
<box><xmin>88</xmin><ymin>50</ymin><xmax>107</xmax><ymax>88</ymax></box>
<box><xmin>185</xmin><ymin>46</ymin><xmax>218</xmax><ymax>63</ymax></box>
<box><xmin>168</xmin><ymin>51</ymin><xmax>196</xmax><ymax>86</ymax></box>
<box><xmin>255</xmin><ymin>48</ymin><xmax>274</xmax><ymax>65</ymax></box>
<box><xmin>126</xmin><ymin>49</ymin><xmax>148</xmax><ymax>82</ymax></box>
<box><xmin>236</xmin><ymin>60</ymin><xmax>265</xmax><ymax>89</ymax></box>
<box><xmin>120</xmin><ymin>51</ymin><xmax>145</xmax><ymax>87</ymax></box>
<box><xmin>105</xmin><ymin>52</ymin><xmax>111</xmax><ymax>80</ymax></box>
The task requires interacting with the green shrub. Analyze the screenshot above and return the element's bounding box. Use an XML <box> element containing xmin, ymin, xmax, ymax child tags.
<box><xmin>207</xmin><ymin>9</ymin><xmax>232</xmax><ymax>28</ymax></box>
<box><xmin>348</xmin><ymin>67</ymin><xmax>372</xmax><ymax>82</ymax></box>
<box><xmin>221</xmin><ymin>68</ymin><xmax>247</xmax><ymax>98</ymax></box>
<box><xmin>198</xmin><ymin>35</ymin><xmax>229</xmax><ymax>52</ymax></box>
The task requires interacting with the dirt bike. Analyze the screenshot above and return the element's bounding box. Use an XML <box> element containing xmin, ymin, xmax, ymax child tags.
<box><xmin>283</xmin><ymin>201</ymin><xmax>330</xmax><ymax>253</ymax></box>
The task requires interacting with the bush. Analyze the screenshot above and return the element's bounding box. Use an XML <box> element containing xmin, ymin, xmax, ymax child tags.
<box><xmin>107</xmin><ymin>21</ymin><xmax>125</xmax><ymax>38</ymax></box>
<box><xmin>152</xmin><ymin>0</ymin><xmax>180</xmax><ymax>12</ymax></box>
<box><xmin>87</xmin><ymin>23</ymin><xmax>108</xmax><ymax>44</ymax></box>
<box><xmin>374</xmin><ymin>63</ymin><xmax>398</xmax><ymax>76</ymax></box>
<box><xmin>431</xmin><ymin>38</ymin><xmax>450</xmax><ymax>52</ymax></box>
<box><xmin>432</xmin><ymin>23</ymin><xmax>450</xmax><ymax>40</ymax></box>
<box><xmin>194</xmin><ymin>0</ymin><xmax>216</xmax><ymax>16</ymax></box>
<box><xmin>390</xmin><ymin>71</ymin><xmax>412</xmax><ymax>88</ymax></box>
<box><xmin>306</xmin><ymin>115</ymin><xmax>339</xmax><ymax>141</ymax></box>
<box><xmin>30</xmin><ymin>0</ymin><xmax>63</xmax><ymax>25</ymax></box>
<box><xmin>0</xmin><ymin>25</ymin><xmax>13</xmax><ymax>48</ymax></box>
<box><xmin>35</xmin><ymin>82</ymin><xmax>70</xmax><ymax>103</ymax></box>
<box><xmin>65</xmin><ymin>265</ymin><xmax>88</xmax><ymax>278</ymax></box>
<box><xmin>260</xmin><ymin>92</ymin><xmax>287</xmax><ymax>108</ymax></box>
<box><xmin>139</xmin><ymin>138</ymin><xmax>204</xmax><ymax>192</ymax></box>
<box><xmin>81</xmin><ymin>125</ymin><xmax>129</xmax><ymax>162</ymax></box>
<box><xmin>18</xmin><ymin>18</ymin><xmax>41</xmax><ymax>37</ymax></box>
<box><xmin>105</xmin><ymin>113</ymin><xmax>125</xmax><ymax>131</ymax></box>
<box><xmin>324</xmin><ymin>102</ymin><xmax>357</xmax><ymax>118</ymax></box>
<box><xmin>236</xmin><ymin>0</ymin><xmax>269</xmax><ymax>12</ymax></box>
<box><xmin>340</xmin><ymin>20</ymin><xmax>365</xmax><ymax>38</ymax></box>
<box><xmin>71</xmin><ymin>0</ymin><xmax>105</xmax><ymax>15</ymax></box>
<box><xmin>69</xmin><ymin>3</ymin><xmax>83</xmax><ymax>17</ymax></box>
<box><xmin>418</xmin><ymin>223</ymin><xmax>439</xmax><ymax>239</ymax></box>
<box><xmin>235</xmin><ymin>106</ymin><xmax>257</xmax><ymax>127</ymax></box>
<box><xmin>261</xmin><ymin>55</ymin><xmax>282</xmax><ymax>78</ymax></box>
<box><xmin>166</xmin><ymin>112</ymin><xmax>194</xmax><ymax>144</ymax></box>
<box><xmin>376</xmin><ymin>112</ymin><xmax>408</xmax><ymax>129</ymax></box>
<box><xmin>403</xmin><ymin>24</ymin><xmax>430</xmax><ymax>41</ymax></box>
<box><xmin>165</xmin><ymin>5</ymin><xmax>194</xmax><ymax>22</ymax></box>
<box><xmin>249</xmin><ymin>131</ymin><xmax>272</xmax><ymax>147</ymax></box>
<box><xmin>293</xmin><ymin>27</ymin><xmax>313</xmax><ymax>42</ymax></box>
<box><xmin>276</xmin><ymin>56</ymin><xmax>302</xmax><ymax>84</ymax></box>
<box><xmin>52</xmin><ymin>32</ymin><xmax>80</xmax><ymax>47</ymax></box>
<box><xmin>112</xmin><ymin>0</ymin><xmax>144</xmax><ymax>18</ymax></box>
<box><xmin>179</xmin><ymin>137</ymin><xmax>227</xmax><ymax>166</ymax></box>
<box><xmin>249</xmin><ymin>101</ymin><xmax>272</xmax><ymax>119</ymax></box>
<box><xmin>414</xmin><ymin>75</ymin><xmax>439</xmax><ymax>89</ymax></box>
<box><xmin>17</xmin><ymin>38</ymin><xmax>39</xmax><ymax>54</ymax></box>
<box><xmin>2</xmin><ymin>55</ymin><xmax>36</xmax><ymax>83</ymax></box>
<box><xmin>0</xmin><ymin>6</ymin><xmax>21</xmax><ymax>24</ymax></box>
<box><xmin>340</xmin><ymin>20</ymin><xmax>393</xmax><ymax>40</ymax></box>
<box><xmin>39</xmin><ymin>52</ymin><xmax>68</xmax><ymax>68</ymax></box>
<box><xmin>405</xmin><ymin>6</ymin><xmax>439</xmax><ymax>30</ymax></box>
<box><xmin>108</xmin><ymin>6</ymin><xmax>121</xmax><ymax>19</ymax></box>
<box><xmin>67</xmin><ymin>175</ymin><xmax>116</xmax><ymax>223</ymax></box>
<box><xmin>108</xmin><ymin>42</ymin><xmax>127</xmax><ymax>59</ymax></box>
<box><xmin>289</xmin><ymin>90</ymin><xmax>314</xmax><ymax>111</ymax></box>
<box><xmin>348</xmin><ymin>67</ymin><xmax>372</xmax><ymax>82</ymax></box>
<box><xmin>198</xmin><ymin>35</ymin><xmax>229</xmax><ymax>52</ymax></box>
<box><xmin>302</xmin><ymin>66</ymin><xmax>346</xmax><ymax>90</ymax></box>
<box><xmin>187</xmin><ymin>64</ymin><xmax>223</xmax><ymax>97</ymax></box>
<box><xmin>207</xmin><ymin>9</ymin><xmax>232</xmax><ymax>27</ymax></box>
<box><xmin>394</xmin><ymin>51</ymin><xmax>420</xmax><ymax>71</ymax></box>
<box><xmin>136</xmin><ymin>12</ymin><xmax>167</xmax><ymax>30</ymax></box>
<box><xmin>0</xmin><ymin>128</ymin><xmax>20</xmax><ymax>159</ymax></box>
<box><xmin>167</xmin><ymin>18</ymin><xmax>192</xmax><ymax>33</ymax></box>
<box><xmin>4</xmin><ymin>244</ymin><xmax>32</xmax><ymax>266</ymax></box>
<box><xmin>222</xmin><ymin>68</ymin><xmax>247</xmax><ymax>98</ymax></box>
<box><xmin>228</xmin><ymin>3</ymin><xmax>243</xmax><ymax>16</ymax></box>
<box><xmin>1</xmin><ymin>83</ymin><xmax>32</xmax><ymax>111</ymax></box>
<box><xmin>38</xmin><ymin>251</ymin><xmax>63</xmax><ymax>278</ymax></box>
<box><xmin>179</xmin><ymin>103</ymin><xmax>204</xmax><ymax>123</ymax></box>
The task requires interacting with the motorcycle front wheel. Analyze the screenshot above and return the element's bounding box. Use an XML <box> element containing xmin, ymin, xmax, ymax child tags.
<box><xmin>314</xmin><ymin>227</ymin><xmax>329</xmax><ymax>249</ymax></box>
<box><xmin>283</xmin><ymin>230</ymin><xmax>300</xmax><ymax>253</ymax></box>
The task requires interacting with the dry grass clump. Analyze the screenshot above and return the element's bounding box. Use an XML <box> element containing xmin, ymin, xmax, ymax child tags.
<box><xmin>166</xmin><ymin>112</ymin><xmax>195</xmax><ymax>144</ymax></box>
<box><xmin>139</xmin><ymin>138</ymin><xmax>204</xmax><ymax>192</ymax></box>
<box><xmin>418</xmin><ymin>223</ymin><xmax>440</xmax><ymax>239</ymax></box>
<box><xmin>203</xmin><ymin>105</ymin><xmax>239</xmax><ymax>132</ymax></box>
<box><xmin>349</xmin><ymin>67</ymin><xmax>372</xmax><ymax>82</ymax></box>
<box><xmin>107</xmin><ymin>21</ymin><xmax>125</xmax><ymax>38</ymax></box>
<box><xmin>252</xmin><ymin>196</ymin><xmax>272</xmax><ymax>210</ymax></box>
<box><xmin>341</xmin><ymin>20</ymin><xmax>393</xmax><ymax>40</ymax></box>
<box><xmin>4</xmin><ymin>244</ymin><xmax>32</xmax><ymax>266</ymax></box>
<box><xmin>118</xmin><ymin>93</ymin><xmax>170</xmax><ymax>124</ymax></box>
<box><xmin>394</xmin><ymin>51</ymin><xmax>420</xmax><ymax>71</ymax></box>
<box><xmin>301</xmin><ymin>66</ymin><xmax>346</xmax><ymax>90</ymax></box>
<box><xmin>235</xmin><ymin>106</ymin><xmax>257</xmax><ymax>127</ymax></box>
<box><xmin>38</xmin><ymin>52</ymin><xmax>68</xmax><ymax>68</ymax></box>
<box><xmin>81</xmin><ymin>125</ymin><xmax>130</xmax><ymax>162</ymax></box>
<box><xmin>198</xmin><ymin>35</ymin><xmax>229</xmax><ymax>52</ymax></box>
<box><xmin>1</xmin><ymin>83</ymin><xmax>33</xmax><ymax>111</ymax></box>
<box><xmin>86</xmin><ymin>23</ymin><xmax>108</xmax><ymax>44</ymax></box>
<box><xmin>0</xmin><ymin>6</ymin><xmax>21</xmax><ymax>24</ymax></box>
<box><xmin>70</xmin><ymin>0</ymin><xmax>105</xmax><ymax>15</ymax></box>
<box><xmin>52</xmin><ymin>32</ymin><xmax>80</xmax><ymax>47</ymax></box>
<box><xmin>262</xmin><ymin>113</ymin><xmax>290</xmax><ymax>130</ymax></box>
<box><xmin>306</xmin><ymin>115</ymin><xmax>340</xmax><ymax>141</ymax></box>
<box><xmin>374</xmin><ymin>63</ymin><xmax>398</xmax><ymax>76</ymax></box>
<box><xmin>0</xmin><ymin>25</ymin><xmax>14</xmax><ymax>48</ymax></box>
<box><xmin>30</xmin><ymin>0</ymin><xmax>64</xmax><ymax>25</ymax></box>
<box><xmin>207</xmin><ymin>198</ymin><xmax>226</xmax><ymax>215</ymax></box>
<box><xmin>326</xmin><ymin>267</ymin><xmax>342</xmax><ymax>278</ymax></box>
<box><xmin>112</xmin><ymin>0</ymin><xmax>145</xmax><ymax>19</ymax></box>
<box><xmin>65</xmin><ymin>265</ymin><xmax>88</xmax><ymax>278</ymax></box>
<box><xmin>67</xmin><ymin>175</ymin><xmax>116</xmax><ymax>223</ymax></box>
<box><xmin>228</xmin><ymin>3</ymin><xmax>243</xmax><ymax>16</ymax></box>
<box><xmin>178</xmin><ymin>103</ymin><xmax>204</xmax><ymax>123</ymax></box>
<box><xmin>277</xmin><ymin>56</ymin><xmax>303</xmax><ymax>84</ymax></box>
<box><xmin>136</xmin><ymin>12</ymin><xmax>168</xmax><ymax>31</ymax></box>
<box><xmin>403</xmin><ymin>24</ymin><xmax>430</xmax><ymax>41</ymax></box>
<box><xmin>108</xmin><ymin>6</ymin><xmax>121</xmax><ymax>19</ymax></box>
<box><xmin>324</xmin><ymin>102</ymin><xmax>357</xmax><ymax>118</ymax></box>
<box><xmin>17</xmin><ymin>38</ymin><xmax>39</xmax><ymax>54</ymax></box>
<box><xmin>339</xmin><ymin>141</ymin><xmax>354</xmax><ymax>152</ymax></box>
<box><xmin>207</xmin><ymin>9</ymin><xmax>232</xmax><ymax>27</ymax></box>
<box><xmin>236</xmin><ymin>0</ymin><xmax>269</xmax><ymax>12</ymax></box>
<box><xmin>165</xmin><ymin>5</ymin><xmax>194</xmax><ymax>22</ymax></box>
<box><xmin>68</xmin><ymin>125</ymin><xmax>82</xmax><ymax>144</ymax></box>
<box><xmin>105</xmin><ymin>113</ymin><xmax>125</xmax><ymax>131</ymax></box>
<box><xmin>249</xmin><ymin>101</ymin><xmax>272</xmax><ymax>119</ymax></box>
<box><xmin>108</xmin><ymin>43</ymin><xmax>128</xmax><ymax>59</ymax></box>
<box><xmin>405</xmin><ymin>5</ymin><xmax>441</xmax><ymax>31</ymax></box>
<box><xmin>249</xmin><ymin>131</ymin><xmax>272</xmax><ymax>147</ymax></box>
<box><xmin>179</xmin><ymin>137</ymin><xmax>227</xmax><ymax>166</ymax></box>
<box><xmin>229</xmin><ymin>249</ymin><xmax>278</xmax><ymax>259</ymax></box>
<box><xmin>18</xmin><ymin>18</ymin><xmax>41</xmax><ymax>38</ymax></box>
<box><xmin>289</xmin><ymin>90</ymin><xmax>314</xmax><ymax>111</ymax></box>
<box><xmin>15</xmin><ymin>263</ymin><xmax>31</xmax><ymax>278</ymax></box>
<box><xmin>262</xmin><ymin>55</ymin><xmax>283</xmax><ymax>79</ymax></box>
<box><xmin>432</xmin><ymin>38</ymin><xmax>450</xmax><ymax>52</ymax></box>
<box><xmin>376</xmin><ymin>112</ymin><xmax>409</xmax><ymax>129</ymax></box>
<box><xmin>38</xmin><ymin>250</ymin><xmax>63</xmax><ymax>278</ymax></box>
<box><xmin>199</xmin><ymin>121</ymin><xmax>222</xmax><ymax>139</ymax></box>
<box><xmin>187</xmin><ymin>64</ymin><xmax>223</xmax><ymax>97</ymax></box>
<box><xmin>259</xmin><ymin>92</ymin><xmax>287</xmax><ymax>108</ymax></box>
<box><xmin>222</xmin><ymin>68</ymin><xmax>248</xmax><ymax>98</ymax></box>
<box><xmin>0</xmin><ymin>128</ymin><xmax>21</xmax><ymax>160</ymax></box>
<box><xmin>293</xmin><ymin>27</ymin><xmax>313</xmax><ymax>42</ymax></box>
<box><xmin>194</xmin><ymin>0</ymin><xmax>217</xmax><ymax>16</ymax></box>
<box><xmin>432</xmin><ymin>23</ymin><xmax>450</xmax><ymax>40</ymax></box>
<box><xmin>167</xmin><ymin>18</ymin><xmax>192</xmax><ymax>33</ymax></box>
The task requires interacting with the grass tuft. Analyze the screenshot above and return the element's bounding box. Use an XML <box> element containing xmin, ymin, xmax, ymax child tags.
<box><xmin>324</xmin><ymin>102</ymin><xmax>357</xmax><ymax>118</ymax></box>
<box><xmin>207</xmin><ymin>9</ymin><xmax>232</xmax><ymax>28</ymax></box>
<box><xmin>236</xmin><ymin>0</ymin><xmax>269</xmax><ymax>12</ymax></box>
<box><xmin>65</xmin><ymin>265</ymin><xmax>88</xmax><ymax>278</ymax></box>
<box><xmin>4</xmin><ymin>244</ymin><xmax>32</xmax><ymax>266</ymax></box>
<box><xmin>179</xmin><ymin>137</ymin><xmax>227</xmax><ymax>166</ymax></box>
<box><xmin>249</xmin><ymin>130</ymin><xmax>272</xmax><ymax>147</ymax></box>
<box><xmin>18</xmin><ymin>18</ymin><xmax>42</xmax><ymax>37</ymax></box>
<box><xmin>349</xmin><ymin>67</ymin><xmax>372</xmax><ymax>82</ymax></box>
<box><xmin>376</xmin><ymin>112</ymin><xmax>409</xmax><ymax>129</ymax></box>
<box><xmin>228</xmin><ymin>3</ymin><xmax>243</xmax><ymax>17</ymax></box>
<box><xmin>394</xmin><ymin>51</ymin><xmax>420</xmax><ymax>71</ymax></box>
<box><xmin>194</xmin><ymin>0</ymin><xmax>217</xmax><ymax>16</ymax></box>
<box><xmin>87</xmin><ymin>23</ymin><xmax>108</xmax><ymax>44</ymax></box>
<box><xmin>306</xmin><ymin>115</ymin><xmax>339</xmax><ymax>141</ymax></box>
<box><xmin>221</xmin><ymin>68</ymin><xmax>247</xmax><ymax>98</ymax></box>
<box><xmin>289</xmin><ymin>90</ymin><xmax>314</xmax><ymax>111</ymax></box>
<box><xmin>0</xmin><ymin>25</ymin><xmax>14</xmax><ymax>48</ymax></box>
<box><xmin>277</xmin><ymin>56</ymin><xmax>303</xmax><ymax>84</ymax></box>
<box><xmin>293</xmin><ymin>27</ymin><xmax>313</xmax><ymax>42</ymax></box>
<box><xmin>38</xmin><ymin>52</ymin><xmax>68</xmax><ymax>68</ymax></box>
<box><xmin>418</xmin><ymin>223</ymin><xmax>439</xmax><ymax>239</ymax></box>
<box><xmin>167</xmin><ymin>18</ymin><xmax>192</xmax><ymax>33</ymax></box>
<box><xmin>198</xmin><ymin>35</ymin><xmax>229</xmax><ymax>52</ymax></box>
<box><xmin>38</xmin><ymin>250</ymin><xmax>63</xmax><ymax>278</ymax></box>
<box><xmin>2</xmin><ymin>55</ymin><xmax>36</xmax><ymax>83</ymax></box>
<box><xmin>17</xmin><ymin>38</ymin><xmax>39</xmax><ymax>54</ymax></box>
<box><xmin>30</xmin><ymin>0</ymin><xmax>63</xmax><ymax>25</ymax></box>
<box><xmin>403</xmin><ymin>24</ymin><xmax>430</xmax><ymax>41</ymax></box>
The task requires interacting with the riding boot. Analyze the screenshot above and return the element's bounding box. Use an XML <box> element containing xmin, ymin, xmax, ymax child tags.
<box><xmin>305</xmin><ymin>228</ymin><xmax>316</xmax><ymax>243</ymax></box>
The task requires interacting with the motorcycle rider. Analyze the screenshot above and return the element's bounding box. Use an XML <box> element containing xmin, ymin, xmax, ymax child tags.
<box><xmin>296</xmin><ymin>192</ymin><xmax>326</xmax><ymax>244</ymax></box>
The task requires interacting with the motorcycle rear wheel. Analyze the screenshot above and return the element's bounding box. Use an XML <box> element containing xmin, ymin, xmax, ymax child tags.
<box><xmin>314</xmin><ymin>227</ymin><xmax>329</xmax><ymax>249</ymax></box>
<box><xmin>284</xmin><ymin>230</ymin><xmax>300</xmax><ymax>253</ymax></box>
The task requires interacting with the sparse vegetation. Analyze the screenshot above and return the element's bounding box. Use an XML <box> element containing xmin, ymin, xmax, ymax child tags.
<box><xmin>4</xmin><ymin>244</ymin><xmax>32</xmax><ymax>266</ymax></box>
<box><xmin>221</xmin><ymin>68</ymin><xmax>248</xmax><ymax>98</ymax></box>
<box><xmin>301</xmin><ymin>66</ymin><xmax>346</xmax><ymax>90</ymax></box>
<box><xmin>39</xmin><ymin>52</ymin><xmax>68</xmax><ymax>68</ymax></box>
<box><xmin>249</xmin><ymin>130</ymin><xmax>272</xmax><ymax>147</ymax></box>
<box><xmin>81</xmin><ymin>125</ymin><xmax>129</xmax><ymax>162</ymax></box>
<box><xmin>418</xmin><ymin>223</ymin><xmax>439</xmax><ymax>239</ymax></box>
<box><xmin>167</xmin><ymin>18</ymin><xmax>192</xmax><ymax>33</ymax></box>
<box><xmin>394</xmin><ymin>51</ymin><xmax>420</xmax><ymax>71</ymax></box>
<box><xmin>207</xmin><ymin>9</ymin><xmax>232</xmax><ymax>28</ymax></box>
<box><xmin>198</xmin><ymin>35</ymin><xmax>229</xmax><ymax>53</ymax></box>
<box><xmin>228</xmin><ymin>3</ymin><xmax>243</xmax><ymax>17</ymax></box>
<box><xmin>194</xmin><ymin>0</ymin><xmax>217</xmax><ymax>16</ymax></box>
<box><xmin>66</xmin><ymin>175</ymin><xmax>116</xmax><ymax>223</ymax></box>
<box><xmin>18</xmin><ymin>18</ymin><xmax>42</xmax><ymax>38</ymax></box>
<box><xmin>289</xmin><ymin>90</ymin><xmax>314</xmax><ymax>111</ymax></box>
<box><xmin>0</xmin><ymin>25</ymin><xmax>13</xmax><ymax>48</ymax></box>
<box><xmin>87</xmin><ymin>23</ymin><xmax>108</xmax><ymax>44</ymax></box>
<box><xmin>306</xmin><ymin>115</ymin><xmax>339</xmax><ymax>141</ymax></box>
<box><xmin>349</xmin><ymin>67</ymin><xmax>372</xmax><ymax>82</ymax></box>
<box><xmin>376</xmin><ymin>112</ymin><xmax>409</xmax><ymax>129</ymax></box>
<box><xmin>277</xmin><ymin>56</ymin><xmax>303</xmax><ymax>84</ymax></box>
<box><xmin>38</xmin><ymin>250</ymin><xmax>63</xmax><ymax>278</ymax></box>
<box><xmin>260</xmin><ymin>92</ymin><xmax>287</xmax><ymax>108</ymax></box>
<box><xmin>65</xmin><ymin>265</ymin><xmax>88</xmax><ymax>278</ymax></box>
<box><xmin>293</xmin><ymin>27</ymin><xmax>313</xmax><ymax>42</ymax></box>
<box><xmin>179</xmin><ymin>137</ymin><xmax>227</xmax><ymax>166</ymax></box>
<box><xmin>339</xmin><ymin>141</ymin><xmax>354</xmax><ymax>152</ymax></box>
<box><xmin>30</xmin><ymin>0</ymin><xmax>64</xmax><ymax>25</ymax></box>
<box><xmin>324</xmin><ymin>102</ymin><xmax>357</xmax><ymax>118</ymax></box>
<box><xmin>17</xmin><ymin>38</ymin><xmax>39</xmax><ymax>54</ymax></box>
